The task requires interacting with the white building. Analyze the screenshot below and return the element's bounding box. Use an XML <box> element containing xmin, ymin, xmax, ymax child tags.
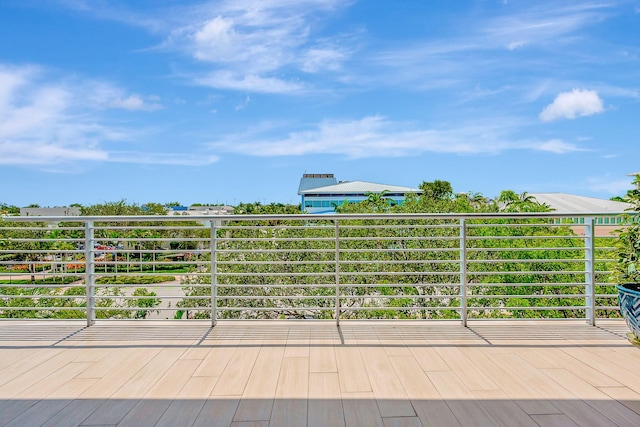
<box><xmin>298</xmin><ymin>174</ymin><xmax>422</xmax><ymax>214</ymax></box>
<box><xmin>20</xmin><ymin>207</ymin><xmax>80</xmax><ymax>216</ymax></box>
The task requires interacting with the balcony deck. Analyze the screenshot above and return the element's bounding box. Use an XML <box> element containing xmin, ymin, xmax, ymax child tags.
<box><xmin>1</xmin><ymin>320</ymin><xmax>640</xmax><ymax>427</ymax></box>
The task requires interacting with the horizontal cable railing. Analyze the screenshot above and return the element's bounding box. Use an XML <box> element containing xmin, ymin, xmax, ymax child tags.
<box><xmin>0</xmin><ymin>212</ymin><xmax>623</xmax><ymax>326</ymax></box>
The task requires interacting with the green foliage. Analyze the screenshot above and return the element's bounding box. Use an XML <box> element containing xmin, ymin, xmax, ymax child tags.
<box><xmin>612</xmin><ymin>175</ymin><xmax>640</xmax><ymax>284</ymax></box>
<box><xmin>419</xmin><ymin>180</ymin><xmax>453</xmax><ymax>201</ymax></box>
<box><xmin>0</xmin><ymin>203</ymin><xmax>19</xmax><ymax>215</ymax></box>
<box><xmin>96</xmin><ymin>275</ymin><xmax>175</xmax><ymax>285</ymax></box>
<box><xmin>128</xmin><ymin>288</ymin><xmax>161</xmax><ymax>319</ymax></box>
<box><xmin>80</xmin><ymin>200</ymin><xmax>147</xmax><ymax>216</ymax></box>
<box><xmin>233</xmin><ymin>202</ymin><xmax>301</xmax><ymax>215</ymax></box>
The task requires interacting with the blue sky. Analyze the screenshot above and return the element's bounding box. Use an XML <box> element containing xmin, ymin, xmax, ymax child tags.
<box><xmin>1</xmin><ymin>0</ymin><xmax>639</xmax><ymax>207</ymax></box>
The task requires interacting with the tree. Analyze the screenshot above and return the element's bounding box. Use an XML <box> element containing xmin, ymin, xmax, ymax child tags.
<box><xmin>0</xmin><ymin>203</ymin><xmax>19</xmax><ymax>215</ymax></box>
<box><xmin>498</xmin><ymin>191</ymin><xmax>551</xmax><ymax>213</ymax></box>
<box><xmin>142</xmin><ymin>203</ymin><xmax>168</xmax><ymax>215</ymax></box>
<box><xmin>419</xmin><ymin>180</ymin><xmax>453</xmax><ymax>201</ymax></box>
<box><xmin>81</xmin><ymin>200</ymin><xmax>146</xmax><ymax>216</ymax></box>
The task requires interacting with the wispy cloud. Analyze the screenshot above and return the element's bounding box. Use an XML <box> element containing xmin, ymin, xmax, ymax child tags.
<box><xmin>161</xmin><ymin>0</ymin><xmax>353</xmax><ymax>93</ymax></box>
<box><xmin>109</xmin><ymin>95</ymin><xmax>162</xmax><ymax>111</ymax></box>
<box><xmin>80</xmin><ymin>81</ymin><xmax>163</xmax><ymax>111</ymax></box>
<box><xmin>108</xmin><ymin>152</ymin><xmax>219</xmax><ymax>166</ymax></box>
<box><xmin>482</xmin><ymin>2</ymin><xmax>614</xmax><ymax>50</ymax></box>
<box><xmin>0</xmin><ymin>64</ymin><xmax>209</xmax><ymax>167</ymax></box>
<box><xmin>368</xmin><ymin>1</ymin><xmax>619</xmax><ymax>95</ymax></box>
<box><xmin>540</xmin><ymin>89</ymin><xmax>604</xmax><ymax>121</ymax></box>
<box><xmin>209</xmin><ymin>115</ymin><xmax>585</xmax><ymax>158</ymax></box>
<box><xmin>194</xmin><ymin>71</ymin><xmax>304</xmax><ymax>94</ymax></box>
<box><xmin>587</xmin><ymin>176</ymin><xmax>634</xmax><ymax>195</ymax></box>
<box><xmin>535</xmin><ymin>139</ymin><xmax>586</xmax><ymax>153</ymax></box>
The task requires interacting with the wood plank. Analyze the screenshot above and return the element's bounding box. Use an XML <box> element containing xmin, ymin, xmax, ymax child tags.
<box><xmin>3</xmin><ymin>399</ymin><xmax>73</xmax><ymax>427</ymax></box>
<box><xmin>388</xmin><ymin>356</ymin><xmax>440</xmax><ymax>399</ymax></box>
<box><xmin>13</xmin><ymin>361</ymin><xmax>92</xmax><ymax>399</ymax></box>
<box><xmin>406</xmin><ymin>346</ymin><xmax>450</xmax><ymax>372</ymax></box>
<box><xmin>192</xmin><ymin>397</ymin><xmax>240</xmax><ymax>427</ymax></box>
<box><xmin>192</xmin><ymin>328</ymin><xmax>247</xmax><ymax>377</ymax></box>
<box><xmin>40</xmin><ymin>399</ymin><xmax>104</xmax><ymax>427</ymax></box>
<box><xmin>1</xmin><ymin>376</ymin><xmax>96</xmax><ymax>427</ymax></box>
<box><xmin>117</xmin><ymin>359</ymin><xmax>201</xmax><ymax>427</ymax></box>
<box><xmin>516</xmin><ymin>347</ymin><xmax>622</xmax><ymax>388</ymax></box>
<box><xmin>467</xmin><ymin>350</ymin><xmax>562</xmax><ymax>415</ymax></box>
<box><xmin>210</xmin><ymin>345</ymin><xmax>262</xmax><ymax>396</ymax></box>
<box><xmin>0</xmin><ymin>361</ymin><xmax>93</xmax><ymax>423</ymax></box>
<box><xmin>540</xmin><ymin>368</ymin><xmax>640</xmax><ymax>427</ymax></box>
<box><xmin>472</xmin><ymin>389</ymin><xmax>540</xmax><ymax>427</ymax></box>
<box><xmin>562</xmin><ymin>347</ymin><xmax>640</xmax><ymax>394</ymax></box>
<box><xmin>357</xmin><ymin>335</ymin><xmax>415</xmax><ymax>418</ymax></box>
<box><xmin>75</xmin><ymin>346</ymin><xmax>160</xmax><ymax>379</ymax></box>
<box><xmin>388</xmin><ymin>350</ymin><xmax>459</xmax><ymax>427</ymax></box>
<box><xmin>175</xmin><ymin>376</ymin><xmax>219</xmax><ymax>399</ymax></box>
<box><xmin>382</xmin><ymin>416</ymin><xmax>423</xmax><ymax>427</ymax></box>
<box><xmin>308</xmin><ymin>373</ymin><xmax>345</xmax><ymax>427</ymax></box>
<box><xmin>342</xmin><ymin>392</ymin><xmax>384</xmax><ymax>427</ymax></box>
<box><xmin>81</xmin><ymin>347</ymin><xmax>188</xmax><ymax>425</ymax></box>
<box><xmin>270</xmin><ymin>356</ymin><xmax>309</xmax><ymax>427</ymax></box>
<box><xmin>156</xmin><ymin>399</ymin><xmax>208</xmax><ymax>427</ymax></box>
<box><xmin>426</xmin><ymin>371</ymin><xmax>498</xmax><ymax>426</ymax></box>
<box><xmin>434</xmin><ymin>347</ymin><xmax>498</xmax><ymax>391</ymax></box>
<box><xmin>530</xmin><ymin>414</ymin><xmax>580</xmax><ymax>427</ymax></box>
<box><xmin>234</xmin><ymin>344</ymin><xmax>286</xmax><ymax>422</ymax></box>
<box><xmin>335</xmin><ymin>345</ymin><xmax>372</xmax><ymax>393</ymax></box>
<box><xmin>284</xmin><ymin>326</ymin><xmax>310</xmax><ymax>358</ymax></box>
<box><xmin>376</xmin><ymin>326</ymin><xmax>412</xmax><ymax>357</ymax></box>
<box><xmin>309</xmin><ymin>337</ymin><xmax>338</xmax><ymax>373</ymax></box>
<box><xmin>0</xmin><ymin>349</ymin><xmax>71</xmax><ymax>396</ymax></box>
<box><xmin>599</xmin><ymin>386</ymin><xmax>640</xmax><ymax>416</ymax></box>
<box><xmin>156</xmin><ymin>377</ymin><xmax>219</xmax><ymax>427</ymax></box>
<box><xmin>231</xmin><ymin>422</ymin><xmax>269</xmax><ymax>427</ymax></box>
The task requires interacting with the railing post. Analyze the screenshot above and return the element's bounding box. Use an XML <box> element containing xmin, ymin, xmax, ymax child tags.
<box><xmin>211</xmin><ymin>221</ymin><xmax>218</xmax><ymax>327</ymax></box>
<box><xmin>335</xmin><ymin>220</ymin><xmax>341</xmax><ymax>326</ymax></box>
<box><xmin>460</xmin><ymin>218</ymin><xmax>468</xmax><ymax>327</ymax></box>
<box><xmin>84</xmin><ymin>221</ymin><xmax>95</xmax><ymax>326</ymax></box>
<box><xmin>585</xmin><ymin>217</ymin><xmax>596</xmax><ymax>326</ymax></box>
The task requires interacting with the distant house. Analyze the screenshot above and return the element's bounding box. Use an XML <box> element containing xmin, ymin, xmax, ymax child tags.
<box><xmin>298</xmin><ymin>174</ymin><xmax>422</xmax><ymax>214</ymax></box>
<box><xmin>529</xmin><ymin>193</ymin><xmax>631</xmax><ymax>236</ymax></box>
<box><xmin>20</xmin><ymin>207</ymin><xmax>80</xmax><ymax>216</ymax></box>
<box><xmin>167</xmin><ymin>205</ymin><xmax>234</xmax><ymax>216</ymax></box>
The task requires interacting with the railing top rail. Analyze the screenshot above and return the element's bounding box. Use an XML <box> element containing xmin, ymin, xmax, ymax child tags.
<box><xmin>0</xmin><ymin>211</ymin><xmax>631</xmax><ymax>223</ymax></box>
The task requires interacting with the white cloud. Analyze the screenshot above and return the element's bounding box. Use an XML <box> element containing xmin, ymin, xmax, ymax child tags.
<box><xmin>209</xmin><ymin>115</ymin><xmax>582</xmax><ymax>158</ymax></box>
<box><xmin>301</xmin><ymin>47</ymin><xmax>346</xmax><ymax>73</ymax></box>
<box><xmin>507</xmin><ymin>41</ymin><xmax>525</xmax><ymax>51</ymax></box>
<box><xmin>109</xmin><ymin>94</ymin><xmax>163</xmax><ymax>111</ymax></box>
<box><xmin>485</xmin><ymin>3</ymin><xmax>613</xmax><ymax>50</ymax></box>
<box><xmin>163</xmin><ymin>0</ymin><xmax>351</xmax><ymax>93</ymax></box>
<box><xmin>108</xmin><ymin>152</ymin><xmax>219</xmax><ymax>166</ymax></box>
<box><xmin>81</xmin><ymin>81</ymin><xmax>163</xmax><ymax>111</ymax></box>
<box><xmin>539</xmin><ymin>88</ymin><xmax>604</xmax><ymax>121</ymax></box>
<box><xmin>235</xmin><ymin>95</ymin><xmax>251</xmax><ymax>111</ymax></box>
<box><xmin>535</xmin><ymin>139</ymin><xmax>584</xmax><ymax>154</ymax></box>
<box><xmin>369</xmin><ymin>2</ymin><xmax>617</xmax><ymax>92</ymax></box>
<box><xmin>195</xmin><ymin>71</ymin><xmax>304</xmax><ymax>94</ymax></box>
<box><xmin>0</xmin><ymin>141</ymin><xmax>108</xmax><ymax>165</ymax></box>
<box><xmin>0</xmin><ymin>64</ymin><xmax>207</xmax><ymax>168</ymax></box>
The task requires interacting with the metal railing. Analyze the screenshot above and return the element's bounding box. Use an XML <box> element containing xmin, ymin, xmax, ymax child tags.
<box><xmin>0</xmin><ymin>213</ymin><xmax>623</xmax><ymax>326</ymax></box>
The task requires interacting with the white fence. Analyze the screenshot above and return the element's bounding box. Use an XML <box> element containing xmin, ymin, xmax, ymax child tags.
<box><xmin>0</xmin><ymin>213</ymin><xmax>622</xmax><ymax>326</ymax></box>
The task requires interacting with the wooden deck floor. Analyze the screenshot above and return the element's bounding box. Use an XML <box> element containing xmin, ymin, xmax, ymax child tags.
<box><xmin>1</xmin><ymin>319</ymin><xmax>639</xmax><ymax>427</ymax></box>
